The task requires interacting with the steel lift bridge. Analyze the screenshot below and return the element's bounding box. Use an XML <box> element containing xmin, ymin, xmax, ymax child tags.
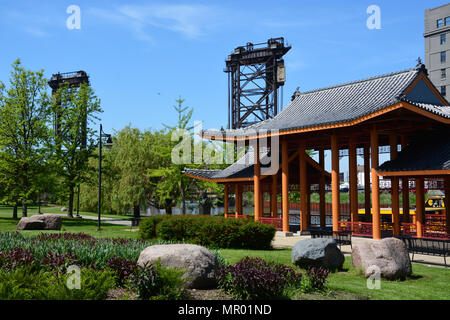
<box><xmin>224</xmin><ymin>37</ymin><xmax>291</xmax><ymax>129</ymax></box>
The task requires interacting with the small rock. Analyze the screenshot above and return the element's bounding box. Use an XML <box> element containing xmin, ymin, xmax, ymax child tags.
<box><xmin>17</xmin><ymin>214</ymin><xmax>62</xmax><ymax>230</ymax></box>
<box><xmin>291</xmin><ymin>238</ymin><xmax>345</xmax><ymax>270</ymax></box>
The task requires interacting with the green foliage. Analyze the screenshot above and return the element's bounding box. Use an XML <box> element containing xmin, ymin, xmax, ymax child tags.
<box><xmin>130</xmin><ymin>261</ymin><xmax>186</xmax><ymax>300</ymax></box>
<box><xmin>141</xmin><ymin>215</ymin><xmax>276</xmax><ymax>249</ymax></box>
<box><xmin>51</xmin><ymin>82</ymin><xmax>102</xmax><ymax>217</ymax></box>
<box><xmin>217</xmin><ymin>257</ymin><xmax>303</xmax><ymax>300</ymax></box>
<box><xmin>0</xmin><ymin>59</ymin><xmax>52</xmax><ymax>216</ymax></box>
<box><xmin>138</xmin><ymin>215</ymin><xmax>173</xmax><ymax>240</ymax></box>
<box><xmin>0</xmin><ymin>266</ymin><xmax>115</xmax><ymax>300</ymax></box>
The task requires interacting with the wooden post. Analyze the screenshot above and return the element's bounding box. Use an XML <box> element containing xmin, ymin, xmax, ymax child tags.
<box><xmin>271</xmin><ymin>174</ymin><xmax>278</xmax><ymax>218</ymax></box>
<box><xmin>371</xmin><ymin>126</ymin><xmax>381</xmax><ymax>240</ymax></box>
<box><xmin>282</xmin><ymin>138</ymin><xmax>289</xmax><ymax>232</ymax></box>
<box><xmin>364</xmin><ymin>145</ymin><xmax>371</xmax><ymax>221</ymax></box>
<box><xmin>235</xmin><ymin>184</ymin><xmax>240</xmax><ymax>218</ymax></box>
<box><xmin>389</xmin><ymin>133</ymin><xmax>400</xmax><ymax>236</ymax></box>
<box><xmin>254</xmin><ymin>140</ymin><xmax>261</xmax><ymax>221</ymax></box>
<box><xmin>401</xmin><ymin>135</ymin><xmax>410</xmax><ymax>222</ymax></box>
<box><xmin>238</xmin><ymin>185</ymin><xmax>243</xmax><ymax>216</ymax></box>
<box><xmin>349</xmin><ymin>137</ymin><xmax>359</xmax><ymax>225</ymax></box>
<box><xmin>224</xmin><ymin>184</ymin><xmax>229</xmax><ymax>218</ymax></box>
<box><xmin>416</xmin><ymin>177</ymin><xmax>425</xmax><ymax>238</ymax></box>
<box><xmin>331</xmin><ymin>133</ymin><xmax>340</xmax><ymax>233</ymax></box>
<box><xmin>319</xmin><ymin>149</ymin><xmax>326</xmax><ymax>228</ymax></box>
<box><xmin>445</xmin><ymin>177</ymin><xmax>450</xmax><ymax>235</ymax></box>
<box><xmin>299</xmin><ymin>144</ymin><xmax>308</xmax><ymax>231</ymax></box>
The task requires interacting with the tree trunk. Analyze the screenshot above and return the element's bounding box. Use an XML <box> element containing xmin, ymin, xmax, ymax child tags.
<box><xmin>166</xmin><ymin>205</ymin><xmax>172</xmax><ymax>215</ymax></box>
<box><xmin>13</xmin><ymin>204</ymin><xmax>18</xmax><ymax>219</ymax></box>
<box><xmin>22</xmin><ymin>199</ymin><xmax>27</xmax><ymax>217</ymax></box>
<box><xmin>181</xmin><ymin>179</ymin><xmax>186</xmax><ymax>215</ymax></box>
<box><xmin>68</xmin><ymin>186</ymin><xmax>74</xmax><ymax>218</ymax></box>
<box><xmin>133</xmin><ymin>205</ymin><xmax>140</xmax><ymax>219</ymax></box>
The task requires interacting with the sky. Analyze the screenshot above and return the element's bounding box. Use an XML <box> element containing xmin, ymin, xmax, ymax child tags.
<box><xmin>0</xmin><ymin>0</ymin><xmax>446</xmax><ymax>174</ymax></box>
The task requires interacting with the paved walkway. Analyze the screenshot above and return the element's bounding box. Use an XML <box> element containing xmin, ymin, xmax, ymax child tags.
<box><xmin>271</xmin><ymin>234</ymin><xmax>449</xmax><ymax>268</ymax></box>
<box><xmin>56</xmin><ymin>214</ymin><xmax>133</xmax><ymax>226</ymax></box>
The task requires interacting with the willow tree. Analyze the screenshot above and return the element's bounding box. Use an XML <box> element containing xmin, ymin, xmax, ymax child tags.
<box><xmin>52</xmin><ymin>82</ymin><xmax>102</xmax><ymax>218</ymax></box>
<box><xmin>0</xmin><ymin>60</ymin><xmax>51</xmax><ymax>217</ymax></box>
<box><xmin>108</xmin><ymin>126</ymin><xmax>154</xmax><ymax>218</ymax></box>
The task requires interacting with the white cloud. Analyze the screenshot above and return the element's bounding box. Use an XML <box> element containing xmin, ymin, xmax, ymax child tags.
<box><xmin>89</xmin><ymin>4</ymin><xmax>219</xmax><ymax>43</ymax></box>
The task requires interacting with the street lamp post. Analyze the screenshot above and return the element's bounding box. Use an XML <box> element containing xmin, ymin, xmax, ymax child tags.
<box><xmin>98</xmin><ymin>124</ymin><xmax>113</xmax><ymax>231</ymax></box>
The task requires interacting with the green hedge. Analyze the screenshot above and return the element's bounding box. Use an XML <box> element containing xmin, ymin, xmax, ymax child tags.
<box><xmin>139</xmin><ymin>215</ymin><xmax>276</xmax><ymax>250</ymax></box>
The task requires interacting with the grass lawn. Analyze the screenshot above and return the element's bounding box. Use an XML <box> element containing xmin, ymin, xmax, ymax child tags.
<box><xmin>0</xmin><ymin>216</ymin><xmax>139</xmax><ymax>239</ymax></box>
<box><xmin>219</xmin><ymin>248</ymin><xmax>450</xmax><ymax>300</ymax></box>
<box><xmin>0</xmin><ymin>205</ymin><xmax>132</xmax><ymax>220</ymax></box>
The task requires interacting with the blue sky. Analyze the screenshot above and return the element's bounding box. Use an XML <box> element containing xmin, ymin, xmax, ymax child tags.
<box><xmin>0</xmin><ymin>0</ymin><xmax>445</xmax><ymax>173</ymax></box>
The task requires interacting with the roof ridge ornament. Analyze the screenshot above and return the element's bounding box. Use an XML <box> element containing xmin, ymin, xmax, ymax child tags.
<box><xmin>291</xmin><ymin>87</ymin><xmax>301</xmax><ymax>101</ymax></box>
<box><xmin>415</xmin><ymin>57</ymin><xmax>428</xmax><ymax>76</ymax></box>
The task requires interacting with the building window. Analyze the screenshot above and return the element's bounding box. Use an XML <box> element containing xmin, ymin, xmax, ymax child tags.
<box><xmin>441</xmin><ymin>33</ymin><xmax>447</xmax><ymax>45</ymax></box>
<box><xmin>441</xmin><ymin>51</ymin><xmax>447</xmax><ymax>63</ymax></box>
<box><xmin>438</xmin><ymin>19</ymin><xmax>444</xmax><ymax>28</ymax></box>
<box><xmin>446</xmin><ymin>17</ymin><xmax>450</xmax><ymax>26</ymax></box>
<box><xmin>442</xmin><ymin>68</ymin><xmax>447</xmax><ymax>79</ymax></box>
<box><xmin>441</xmin><ymin>86</ymin><xmax>446</xmax><ymax>96</ymax></box>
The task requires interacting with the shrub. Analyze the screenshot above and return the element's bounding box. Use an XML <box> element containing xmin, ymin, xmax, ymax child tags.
<box><xmin>106</xmin><ymin>257</ymin><xmax>138</xmax><ymax>287</ymax></box>
<box><xmin>152</xmin><ymin>215</ymin><xmax>275</xmax><ymax>249</ymax></box>
<box><xmin>217</xmin><ymin>257</ymin><xmax>302</xmax><ymax>300</ymax></box>
<box><xmin>138</xmin><ymin>215</ymin><xmax>172</xmax><ymax>240</ymax></box>
<box><xmin>0</xmin><ymin>248</ymin><xmax>35</xmax><ymax>271</ymax></box>
<box><xmin>130</xmin><ymin>262</ymin><xmax>186</xmax><ymax>300</ymax></box>
<box><xmin>0</xmin><ymin>266</ymin><xmax>115</xmax><ymax>300</ymax></box>
<box><xmin>303</xmin><ymin>267</ymin><xmax>329</xmax><ymax>292</ymax></box>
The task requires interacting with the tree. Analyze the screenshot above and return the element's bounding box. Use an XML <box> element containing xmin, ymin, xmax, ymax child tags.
<box><xmin>0</xmin><ymin>60</ymin><xmax>51</xmax><ymax>217</ymax></box>
<box><xmin>52</xmin><ymin>82</ymin><xmax>102</xmax><ymax>218</ymax></box>
<box><xmin>108</xmin><ymin>126</ymin><xmax>154</xmax><ymax>219</ymax></box>
<box><xmin>149</xmin><ymin>97</ymin><xmax>224</xmax><ymax>215</ymax></box>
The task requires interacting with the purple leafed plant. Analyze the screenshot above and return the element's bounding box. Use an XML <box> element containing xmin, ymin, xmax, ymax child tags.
<box><xmin>217</xmin><ymin>257</ymin><xmax>302</xmax><ymax>300</ymax></box>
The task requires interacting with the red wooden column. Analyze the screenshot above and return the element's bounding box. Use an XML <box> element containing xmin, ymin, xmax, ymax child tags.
<box><xmin>349</xmin><ymin>137</ymin><xmax>359</xmax><ymax>225</ymax></box>
<box><xmin>370</xmin><ymin>126</ymin><xmax>381</xmax><ymax>240</ymax></box>
<box><xmin>445</xmin><ymin>177</ymin><xmax>450</xmax><ymax>235</ymax></box>
<box><xmin>331</xmin><ymin>133</ymin><xmax>340</xmax><ymax>233</ymax></box>
<box><xmin>401</xmin><ymin>135</ymin><xmax>410</xmax><ymax>222</ymax></box>
<box><xmin>389</xmin><ymin>133</ymin><xmax>400</xmax><ymax>236</ymax></box>
<box><xmin>416</xmin><ymin>177</ymin><xmax>425</xmax><ymax>238</ymax></box>
<box><xmin>254</xmin><ymin>140</ymin><xmax>261</xmax><ymax>221</ymax></box>
<box><xmin>299</xmin><ymin>144</ymin><xmax>308</xmax><ymax>232</ymax></box>
<box><xmin>238</xmin><ymin>185</ymin><xmax>243</xmax><ymax>216</ymax></box>
<box><xmin>306</xmin><ymin>182</ymin><xmax>311</xmax><ymax>228</ymax></box>
<box><xmin>364</xmin><ymin>145</ymin><xmax>371</xmax><ymax>222</ymax></box>
<box><xmin>319</xmin><ymin>148</ymin><xmax>326</xmax><ymax>228</ymax></box>
<box><xmin>224</xmin><ymin>184</ymin><xmax>229</xmax><ymax>218</ymax></box>
<box><xmin>282</xmin><ymin>138</ymin><xmax>289</xmax><ymax>232</ymax></box>
<box><xmin>271</xmin><ymin>174</ymin><xmax>278</xmax><ymax>218</ymax></box>
<box><xmin>235</xmin><ymin>184</ymin><xmax>240</xmax><ymax>218</ymax></box>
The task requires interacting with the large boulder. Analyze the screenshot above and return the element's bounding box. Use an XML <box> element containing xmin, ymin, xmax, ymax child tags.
<box><xmin>291</xmin><ymin>238</ymin><xmax>345</xmax><ymax>270</ymax></box>
<box><xmin>17</xmin><ymin>214</ymin><xmax>62</xmax><ymax>230</ymax></box>
<box><xmin>352</xmin><ymin>237</ymin><xmax>412</xmax><ymax>280</ymax></box>
<box><xmin>137</xmin><ymin>244</ymin><xmax>218</xmax><ymax>289</ymax></box>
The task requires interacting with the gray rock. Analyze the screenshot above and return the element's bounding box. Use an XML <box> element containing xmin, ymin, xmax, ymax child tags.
<box><xmin>17</xmin><ymin>214</ymin><xmax>62</xmax><ymax>230</ymax></box>
<box><xmin>137</xmin><ymin>244</ymin><xmax>218</xmax><ymax>289</ymax></box>
<box><xmin>352</xmin><ymin>237</ymin><xmax>412</xmax><ymax>280</ymax></box>
<box><xmin>291</xmin><ymin>238</ymin><xmax>345</xmax><ymax>270</ymax></box>
<box><xmin>61</xmin><ymin>207</ymin><xmax>68</xmax><ymax>212</ymax></box>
